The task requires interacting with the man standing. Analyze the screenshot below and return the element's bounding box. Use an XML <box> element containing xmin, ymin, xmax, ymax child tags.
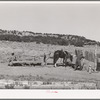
<box><xmin>8</xmin><ymin>53</ymin><xmax>17</xmax><ymax>66</ymax></box>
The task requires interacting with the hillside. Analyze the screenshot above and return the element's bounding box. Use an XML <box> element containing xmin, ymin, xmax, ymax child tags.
<box><xmin>0</xmin><ymin>29</ymin><xmax>99</xmax><ymax>47</ymax></box>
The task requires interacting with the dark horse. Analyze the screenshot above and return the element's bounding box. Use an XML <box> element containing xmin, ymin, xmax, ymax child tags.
<box><xmin>53</xmin><ymin>50</ymin><xmax>73</xmax><ymax>67</ymax></box>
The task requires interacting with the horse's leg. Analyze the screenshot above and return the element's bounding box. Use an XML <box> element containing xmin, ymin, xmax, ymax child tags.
<box><xmin>74</xmin><ymin>59</ymin><xmax>78</xmax><ymax>71</ymax></box>
<box><xmin>53</xmin><ymin>58</ymin><xmax>56</xmax><ymax>67</ymax></box>
<box><xmin>53</xmin><ymin>55</ymin><xmax>57</xmax><ymax>67</ymax></box>
<box><xmin>63</xmin><ymin>58</ymin><xmax>66</xmax><ymax>66</ymax></box>
<box><xmin>53</xmin><ymin>55</ymin><xmax>55</xmax><ymax>66</ymax></box>
<box><xmin>54</xmin><ymin>63</ymin><xmax>57</xmax><ymax>67</ymax></box>
<box><xmin>65</xmin><ymin>57</ymin><xmax>67</xmax><ymax>68</ymax></box>
<box><xmin>63</xmin><ymin>58</ymin><xmax>65</xmax><ymax>65</ymax></box>
<box><xmin>78</xmin><ymin>59</ymin><xmax>83</xmax><ymax>71</ymax></box>
<box><xmin>54</xmin><ymin>57</ymin><xmax>59</xmax><ymax>67</ymax></box>
<box><xmin>79</xmin><ymin>62</ymin><xmax>83</xmax><ymax>70</ymax></box>
<box><xmin>54</xmin><ymin>58</ymin><xmax>59</xmax><ymax>67</ymax></box>
<box><xmin>74</xmin><ymin>65</ymin><xmax>77</xmax><ymax>71</ymax></box>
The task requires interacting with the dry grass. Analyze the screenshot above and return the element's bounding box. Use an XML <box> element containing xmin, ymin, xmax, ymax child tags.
<box><xmin>0</xmin><ymin>41</ymin><xmax>99</xmax><ymax>89</ymax></box>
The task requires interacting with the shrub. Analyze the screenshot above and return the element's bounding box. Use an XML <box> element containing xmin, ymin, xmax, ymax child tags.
<box><xmin>5</xmin><ymin>84</ymin><xmax>15</xmax><ymax>89</ymax></box>
<box><xmin>23</xmin><ymin>85</ymin><xmax>30</xmax><ymax>89</ymax></box>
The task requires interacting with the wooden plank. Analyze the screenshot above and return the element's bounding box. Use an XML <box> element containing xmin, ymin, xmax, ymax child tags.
<box><xmin>8</xmin><ymin>60</ymin><xmax>42</xmax><ymax>66</ymax></box>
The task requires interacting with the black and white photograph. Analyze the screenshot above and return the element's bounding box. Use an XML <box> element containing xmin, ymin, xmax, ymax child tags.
<box><xmin>0</xmin><ymin>1</ymin><xmax>100</xmax><ymax>91</ymax></box>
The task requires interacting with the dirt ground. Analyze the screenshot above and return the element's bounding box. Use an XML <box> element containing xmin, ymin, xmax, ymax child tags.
<box><xmin>0</xmin><ymin>62</ymin><xmax>100</xmax><ymax>82</ymax></box>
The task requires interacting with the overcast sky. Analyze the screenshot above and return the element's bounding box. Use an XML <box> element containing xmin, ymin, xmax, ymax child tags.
<box><xmin>0</xmin><ymin>2</ymin><xmax>100</xmax><ymax>41</ymax></box>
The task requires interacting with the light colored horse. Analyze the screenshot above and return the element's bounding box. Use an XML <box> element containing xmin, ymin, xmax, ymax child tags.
<box><xmin>43</xmin><ymin>52</ymin><xmax>52</xmax><ymax>66</ymax></box>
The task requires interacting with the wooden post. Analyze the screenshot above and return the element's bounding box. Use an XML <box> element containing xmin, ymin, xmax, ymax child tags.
<box><xmin>94</xmin><ymin>44</ymin><xmax>97</xmax><ymax>71</ymax></box>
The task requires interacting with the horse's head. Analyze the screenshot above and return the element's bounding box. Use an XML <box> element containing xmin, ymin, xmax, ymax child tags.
<box><xmin>66</xmin><ymin>52</ymin><xmax>73</xmax><ymax>62</ymax></box>
<box><xmin>64</xmin><ymin>51</ymin><xmax>73</xmax><ymax>62</ymax></box>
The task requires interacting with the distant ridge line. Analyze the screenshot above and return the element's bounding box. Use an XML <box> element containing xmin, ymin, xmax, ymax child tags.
<box><xmin>0</xmin><ymin>28</ymin><xmax>99</xmax><ymax>47</ymax></box>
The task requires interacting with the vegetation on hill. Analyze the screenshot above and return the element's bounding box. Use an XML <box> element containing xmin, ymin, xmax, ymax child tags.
<box><xmin>0</xmin><ymin>29</ymin><xmax>99</xmax><ymax>47</ymax></box>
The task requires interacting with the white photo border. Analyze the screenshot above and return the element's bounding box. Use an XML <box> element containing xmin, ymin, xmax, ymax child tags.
<box><xmin>0</xmin><ymin>1</ymin><xmax>100</xmax><ymax>99</ymax></box>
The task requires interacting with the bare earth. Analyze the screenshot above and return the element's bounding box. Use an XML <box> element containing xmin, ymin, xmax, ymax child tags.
<box><xmin>0</xmin><ymin>41</ymin><xmax>100</xmax><ymax>89</ymax></box>
<box><xmin>0</xmin><ymin>63</ymin><xmax>100</xmax><ymax>82</ymax></box>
